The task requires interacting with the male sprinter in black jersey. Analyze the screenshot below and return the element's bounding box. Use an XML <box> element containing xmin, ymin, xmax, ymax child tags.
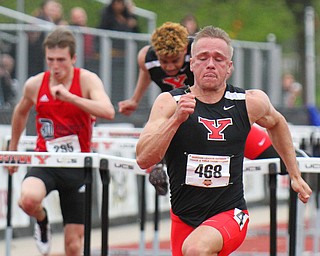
<box><xmin>136</xmin><ymin>26</ymin><xmax>311</xmax><ymax>256</ymax></box>
<box><xmin>119</xmin><ymin>21</ymin><xmax>290</xmax><ymax>196</ymax></box>
<box><xmin>118</xmin><ymin>22</ymin><xmax>193</xmax><ymax>115</ymax></box>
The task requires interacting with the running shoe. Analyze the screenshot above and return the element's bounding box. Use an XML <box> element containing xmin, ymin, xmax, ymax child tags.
<box><xmin>34</xmin><ymin>213</ymin><xmax>51</xmax><ymax>255</ymax></box>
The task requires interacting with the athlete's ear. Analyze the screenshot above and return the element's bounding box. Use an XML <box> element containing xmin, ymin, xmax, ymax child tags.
<box><xmin>72</xmin><ymin>54</ymin><xmax>77</xmax><ymax>65</ymax></box>
<box><xmin>190</xmin><ymin>57</ymin><xmax>194</xmax><ymax>72</ymax></box>
<box><xmin>226</xmin><ymin>61</ymin><xmax>233</xmax><ymax>79</ymax></box>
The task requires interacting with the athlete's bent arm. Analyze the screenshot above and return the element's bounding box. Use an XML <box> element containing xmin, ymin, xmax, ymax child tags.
<box><xmin>246</xmin><ymin>89</ymin><xmax>312</xmax><ymax>203</ymax></box>
<box><xmin>118</xmin><ymin>46</ymin><xmax>152</xmax><ymax>115</ymax></box>
<box><xmin>9</xmin><ymin>76</ymin><xmax>41</xmax><ymax>152</ymax></box>
<box><xmin>50</xmin><ymin>70</ymin><xmax>115</xmax><ymax>120</ymax></box>
<box><xmin>136</xmin><ymin>91</ymin><xmax>196</xmax><ymax>169</ymax></box>
<box><xmin>8</xmin><ymin>78</ymin><xmax>38</xmax><ymax>174</ymax></box>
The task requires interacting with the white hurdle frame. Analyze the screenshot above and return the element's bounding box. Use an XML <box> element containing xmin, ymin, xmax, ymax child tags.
<box><xmin>0</xmin><ymin>151</ymin><xmax>100</xmax><ymax>256</ymax></box>
<box><xmin>2</xmin><ymin>146</ymin><xmax>320</xmax><ymax>255</ymax></box>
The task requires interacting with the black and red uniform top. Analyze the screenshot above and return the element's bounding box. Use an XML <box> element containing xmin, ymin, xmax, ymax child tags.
<box><xmin>144</xmin><ymin>38</ymin><xmax>194</xmax><ymax>92</ymax></box>
<box><xmin>166</xmin><ymin>84</ymin><xmax>251</xmax><ymax>227</ymax></box>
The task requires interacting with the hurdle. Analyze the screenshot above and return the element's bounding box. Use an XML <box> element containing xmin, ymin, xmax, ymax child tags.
<box><xmin>2</xmin><ymin>133</ymin><xmax>320</xmax><ymax>255</ymax></box>
<box><xmin>288</xmin><ymin>125</ymin><xmax>320</xmax><ymax>255</ymax></box>
<box><xmin>2</xmin><ymin>133</ymin><xmax>161</xmax><ymax>256</ymax></box>
<box><xmin>0</xmin><ymin>151</ymin><xmax>100</xmax><ymax>256</ymax></box>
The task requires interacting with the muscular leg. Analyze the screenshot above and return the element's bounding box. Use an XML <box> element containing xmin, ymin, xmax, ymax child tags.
<box><xmin>182</xmin><ymin>225</ymin><xmax>222</xmax><ymax>256</ymax></box>
<box><xmin>181</xmin><ymin>209</ymin><xmax>249</xmax><ymax>256</ymax></box>
<box><xmin>64</xmin><ymin>224</ymin><xmax>84</xmax><ymax>256</ymax></box>
<box><xmin>19</xmin><ymin>177</ymin><xmax>47</xmax><ymax>220</ymax></box>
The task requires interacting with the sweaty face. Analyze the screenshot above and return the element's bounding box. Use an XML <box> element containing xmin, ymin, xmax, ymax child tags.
<box><xmin>190</xmin><ymin>37</ymin><xmax>232</xmax><ymax>90</ymax></box>
<box><xmin>157</xmin><ymin>51</ymin><xmax>186</xmax><ymax>76</ymax></box>
<box><xmin>45</xmin><ymin>47</ymin><xmax>76</xmax><ymax>82</ymax></box>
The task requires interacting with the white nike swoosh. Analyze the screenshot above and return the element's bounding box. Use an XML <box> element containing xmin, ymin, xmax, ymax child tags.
<box><xmin>180</xmin><ymin>65</ymin><xmax>187</xmax><ymax>72</ymax></box>
<box><xmin>223</xmin><ymin>105</ymin><xmax>235</xmax><ymax>111</ymax></box>
<box><xmin>258</xmin><ymin>138</ymin><xmax>266</xmax><ymax>146</ymax></box>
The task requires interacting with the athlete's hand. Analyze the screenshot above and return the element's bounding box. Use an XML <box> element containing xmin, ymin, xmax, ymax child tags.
<box><xmin>291</xmin><ymin>176</ymin><xmax>312</xmax><ymax>204</ymax></box>
<box><xmin>6</xmin><ymin>146</ymin><xmax>19</xmax><ymax>175</ymax></box>
<box><xmin>6</xmin><ymin>166</ymin><xmax>19</xmax><ymax>175</ymax></box>
<box><xmin>174</xmin><ymin>93</ymin><xmax>196</xmax><ymax>123</ymax></box>
<box><xmin>50</xmin><ymin>84</ymin><xmax>74</xmax><ymax>102</ymax></box>
<box><xmin>118</xmin><ymin>99</ymin><xmax>138</xmax><ymax>116</ymax></box>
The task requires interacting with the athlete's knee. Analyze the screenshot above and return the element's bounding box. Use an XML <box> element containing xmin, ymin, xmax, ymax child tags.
<box><xmin>64</xmin><ymin>225</ymin><xmax>84</xmax><ymax>256</ymax></box>
<box><xmin>182</xmin><ymin>238</ymin><xmax>218</xmax><ymax>256</ymax></box>
<box><xmin>19</xmin><ymin>194</ymin><xmax>42</xmax><ymax>215</ymax></box>
<box><xmin>65</xmin><ymin>238</ymin><xmax>82</xmax><ymax>256</ymax></box>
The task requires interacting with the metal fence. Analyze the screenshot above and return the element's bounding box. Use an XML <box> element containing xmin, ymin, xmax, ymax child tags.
<box><xmin>0</xmin><ymin>12</ymin><xmax>282</xmax><ymax>127</ymax></box>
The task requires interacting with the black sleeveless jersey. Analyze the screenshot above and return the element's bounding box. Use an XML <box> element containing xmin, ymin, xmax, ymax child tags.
<box><xmin>144</xmin><ymin>38</ymin><xmax>194</xmax><ymax>92</ymax></box>
<box><xmin>166</xmin><ymin>84</ymin><xmax>251</xmax><ymax>227</ymax></box>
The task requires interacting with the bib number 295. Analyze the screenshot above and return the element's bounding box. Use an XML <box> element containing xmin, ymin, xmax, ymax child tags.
<box><xmin>53</xmin><ymin>143</ymin><xmax>74</xmax><ymax>152</ymax></box>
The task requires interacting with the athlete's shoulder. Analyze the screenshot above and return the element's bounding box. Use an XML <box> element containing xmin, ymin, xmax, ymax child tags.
<box><xmin>224</xmin><ymin>84</ymin><xmax>246</xmax><ymax>100</ymax></box>
<box><xmin>226</xmin><ymin>83</ymin><xmax>245</xmax><ymax>93</ymax></box>
<box><xmin>23</xmin><ymin>72</ymin><xmax>46</xmax><ymax>103</ymax></box>
<box><xmin>25</xmin><ymin>72</ymin><xmax>45</xmax><ymax>89</ymax></box>
<box><xmin>79</xmin><ymin>68</ymin><xmax>102</xmax><ymax>85</ymax></box>
<box><xmin>168</xmin><ymin>85</ymin><xmax>190</xmax><ymax>102</ymax></box>
<box><xmin>145</xmin><ymin>45</ymin><xmax>157</xmax><ymax>61</ymax></box>
<box><xmin>137</xmin><ymin>45</ymin><xmax>150</xmax><ymax>68</ymax></box>
<box><xmin>187</xmin><ymin>37</ymin><xmax>193</xmax><ymax>50</ymax></box>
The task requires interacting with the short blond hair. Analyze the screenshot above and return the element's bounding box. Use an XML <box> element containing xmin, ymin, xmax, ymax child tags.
<box><xmin>192</xmin><ymin>26</ymin><xmax>233</xmax><ymax>58</ymax></box>
<box><xmin>151</xmin><ymin>22</ymin><xmax>189</xmax><ymax>56</ymax></box>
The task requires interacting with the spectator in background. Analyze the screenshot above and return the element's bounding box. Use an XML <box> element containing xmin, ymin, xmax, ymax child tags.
<box><xmin>70</xmin><ymin>7</ymin><xmax>88</xmax><ymax>28</ymax></box>
<box><xmin>37</xmin><ymin>0</ymin><xmax>68</xmax><ymax>25</ymax></box>
<box><xmin>181</xmin><ymin>13</ymin><xmax>199</xmax><ymax>36</ymax></box>
<box><xmin>0</xmin><ymin>54</ymin><xmax>17</xmax><ymax>108</ymax></box>
<box><xmin>70</xmin><ymin>7</ymin><xmax>98</xmax><ymax>71</ymax></box>
<box><xmin>282</xmin><ymin>73</ymin><xmax>302</xmax><ymax>108</ymax></box>
<box><xmin>98</xmin><ymin>0</ymin><xmax>139</xmax><ymax>32</ymax></box>
<box><xmin>1</xmin><ymin>53</ymin><xmax>16</xmax><ymax>79</ymax></box>
<box><xmin>98</xmin><ymin>0</ymin><xmax>139</xmax><ymax>102</ymax></box>
<box><xmin>28</xmin><ymin>0</ymin><xmax>67</xmax><ymax>76</ymax></box>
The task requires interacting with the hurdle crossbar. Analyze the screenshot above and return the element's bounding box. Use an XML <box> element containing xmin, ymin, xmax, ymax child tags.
<box><xmin>3</xmin><ymin>150</ymin><xmax>320</xmax><ymax>255</ymax></box>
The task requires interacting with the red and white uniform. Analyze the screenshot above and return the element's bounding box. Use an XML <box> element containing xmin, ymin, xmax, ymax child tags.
<box><xmin>35</xmin><ymin>68</ymin><xmax>92</xmax><ymax>152</ymax></box>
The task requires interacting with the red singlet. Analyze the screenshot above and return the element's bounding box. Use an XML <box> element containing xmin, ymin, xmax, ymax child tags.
<box><xmin>35</xmin><ymin>68</ymin><xmax>92</xmax><ymax>152</ymax></box>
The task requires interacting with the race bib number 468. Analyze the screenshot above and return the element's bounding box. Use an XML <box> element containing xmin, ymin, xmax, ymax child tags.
<box><xmin>185</xmin><ymin>154</ymin><xmax>230</xmax><ymax>188</ymax></box>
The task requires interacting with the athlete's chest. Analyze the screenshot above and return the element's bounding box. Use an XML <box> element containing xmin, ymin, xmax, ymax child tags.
<box><xmin>176</xmin><ymin>100</ymin><xmax>248</xmax><ymax>151</ymax></box>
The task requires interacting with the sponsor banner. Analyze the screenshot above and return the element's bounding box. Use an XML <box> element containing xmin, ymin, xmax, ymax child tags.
<box><xmin>100</xmin><ymin>154</ymin><xmax>146</xmax><ymax>176</ymax></box>
<box><xmin>243</xmin><ymin>158</ymin><xmax>281</xmax><ymax>175</ymax></box>
<box><xmin>297</xmin><ymin>157</ymin><xmax>320</xmax><ymax>173</ymax></box>
<box><xmin>91</xmin><ymin>138</ymin><xmax>137</xmax><ymax>159</ymax></box>
<box><xmin>0</xmin><ymin>151</ymin><xmax>100</xmax><ymax>168</ymax></box>
<box><xmin>93</xmin><ymin>125</ymin><xmax>142</xmax><ymax>139</ymax></box>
